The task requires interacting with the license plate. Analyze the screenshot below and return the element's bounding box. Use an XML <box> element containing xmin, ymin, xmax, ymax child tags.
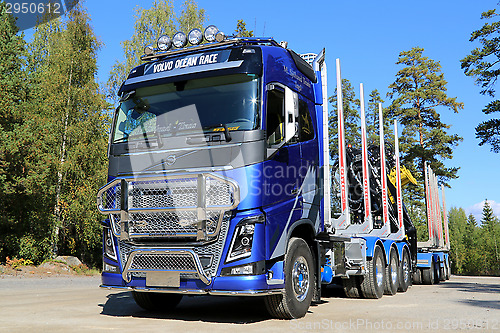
<box><xmin>146</xmin><ymin>271</ymin><xmax>180</xmax><ymax>287</ymax></box>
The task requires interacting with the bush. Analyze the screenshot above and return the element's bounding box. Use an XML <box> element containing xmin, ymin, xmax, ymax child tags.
<box><xmin>18</xmin><ymin>235</ymin><xmax>51</xmax><ymax>265</ymax></box>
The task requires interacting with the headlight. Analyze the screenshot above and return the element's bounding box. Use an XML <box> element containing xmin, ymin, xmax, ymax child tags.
<box><xmin>103</xmin><ymin>228</ymin><xmax>117</xmax><ymax>261</ymax></box>
<box><xmin>226</xmin><ymin>214</ymin><xmax>264</xmax><ymax>263</ymax></box>
<box><xmin>204</xmin><ymin>25</ymin><xmax>219</xmax><ymax>42</ymax></box>
<box><xmin>157</xmin><ymin>35</ymin><xmax>172</xmax><ymax>51</ymax></box>
<box><xmin>188</xmin><ymin>28</ymin><xmax>203</xmax><ymax>45</ymax></box>
<box><xmin>172</xmin><ymin>31</ymin><xmax>187</xmax><ymax>48</ymax></box>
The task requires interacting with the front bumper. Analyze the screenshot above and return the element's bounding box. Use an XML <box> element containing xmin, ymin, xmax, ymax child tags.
<box><xmin>101</xmin><ymin>271</ymin><xmax>284</xmax><ymax>295</ymax></box>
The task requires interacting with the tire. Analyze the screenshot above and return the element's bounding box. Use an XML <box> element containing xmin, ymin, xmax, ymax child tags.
<box><xmin>439</xmin><ymin>266</ymin><xmax>446</xmax><ymax>282</ymax></box>
<box><xmin>360</xmin><ymin>245</ymin><xmax>385</xmax><ymax>299</ymax></box>
<box><xmin>384</xmin><ymin>248</ymin><xmax>399</xmax><ymax>296</ymax></box>
<box><xmin>132</xmin><ymin>291</ymin><xmax>183</xmax><ymax>311</ymax></box>
<box><xmin>264</xmin><ymin>237</ymin><xmax>314</xmax><ymax>319</ymax></box>
<box><xmin>422</xmin><ymin>262</ymin><xmax>435</xmax><ymax>285</ymax></box>
<box><xmin>342</xmin><ymin>276</ymin><xmax>361</xmax><ymax>298</ymax></box>
<box><xmin>445</xmin><ymin>261</ymin><xmax>451</xmax><ymax>280</ymax></box>
<box><xmin>412</xmin><ymin>268</ymin><xmax>422</xmax><ymax>285</ymax></box>
<box><xmin>398</xmin><ymin>249</ymin><xmax>411</xmax><ymax>292</ymax></box>
<box><xmin>434</xmin><ymin>261</ymin><xmax>441</xmax><ymax>284</ymax></box>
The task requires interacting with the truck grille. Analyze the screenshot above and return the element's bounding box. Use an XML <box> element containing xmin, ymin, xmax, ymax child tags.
<box><xmin>118</xmin><ymin>212</ymin><xmax>230</xmax><ymax>279</ymax></box>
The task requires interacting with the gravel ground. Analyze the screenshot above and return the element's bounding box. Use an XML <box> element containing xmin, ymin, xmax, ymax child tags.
<box><xmin>0</xmin><ymin>275</ymin><xmax>498</xmax><ymax>332</ymax></box>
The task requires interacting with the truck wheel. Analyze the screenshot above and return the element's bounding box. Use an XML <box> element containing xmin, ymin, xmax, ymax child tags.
<box><xmin>342</xmin><ymin>276</ymin><xmax>361</xmax><ymax>298</ymax></box>
<box><xmin>384</xmin><ymin>248</ymin><xmax>399</xmax><ymax>295</ymax></box>
<box><xmin>264</xmin><ymin>237</ymin><xmax>314</xmax><ymax>319</ymax></box>
<box><xmin>412</xmin><ymin>268</ymin><xmax>422</xmax><ymax>285</ymax></box>
<box><xmin>132</xmin><ymin>291</ymin><xmax>183</xmax><ymax>311</ymax></box>
<box><xmin>398</xmin><ymin>249</ymin><xmax>411</xmax><ymax>292</ymax></box>
<box><xmin>360</xmin><ymin>245</ymin><xmax>385</xmax><ymax>299</ymax></box>
<box><xmin>422</xmin><ymin>262</ymin><xmax>435</xmax><ymax>285</ymax></box>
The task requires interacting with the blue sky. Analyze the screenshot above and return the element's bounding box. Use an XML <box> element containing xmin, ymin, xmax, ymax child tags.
<box><xmin>31</xmin><ymin>0</ymin><xmax>500</xmax><ymax>219</ymax></box>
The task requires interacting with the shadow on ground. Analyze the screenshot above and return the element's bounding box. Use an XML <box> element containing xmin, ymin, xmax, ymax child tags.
<box><xmin>99</xmin><ymin>290</ymin><xmax>330</xmax><ymax>323</ymax></box>
<box><xmin>439</xmin><ymin>280</ymin><xmax>500</xmax><ymax>295</ymax></box>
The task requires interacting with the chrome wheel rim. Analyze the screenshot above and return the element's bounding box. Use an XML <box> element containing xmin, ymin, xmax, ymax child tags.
<box><xmin>292</xmin><ymin>256</ymin><xmax>309</xmax><ymax>302</ymax></box>
<box><xmin>375</xmin><ymin>256</ymin><xmax>384</xmax><ymax>288</ymax></box>
<box><xmin>403</xmin><ymin>258</ymin><xmax>409</xmax><ymax>283</ymax></box>
<box><xmin>391</xmin><ymin>257</ymin><xmax>398</xmax><ymax>285</ymax></box>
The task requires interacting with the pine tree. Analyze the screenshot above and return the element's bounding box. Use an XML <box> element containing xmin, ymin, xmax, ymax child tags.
<box><xmin>235</xmin><ymin>20</ymin><xmax>254</xmax><ymax>37</ymax></box>
<box><xmin>0</xmin><ymin>1</ymin><xmax>29</xmax><ymax>261</ymax></box>
<box><xmin>461</xmin><ymin>7</ymin><xmax>500</xmax><ymax>152</ymax></box>
<box><xmin>387</xmin><ymin>47</ymin><xmax>463</xmax><ymax>203</ymax></box>
<box><xmin>328</xmin><ymin>78</ymin><xmax>360</xmax><ymax>158</ymax></box>
<box><xmin>480</xmin><ymin>200</ymin><xmax>500</xmax><ymax>275</ymax></box>
<box><xmin>107</xmin><ymin>0</ymin><xmax>207</xmax><ymax>101</ymax></box>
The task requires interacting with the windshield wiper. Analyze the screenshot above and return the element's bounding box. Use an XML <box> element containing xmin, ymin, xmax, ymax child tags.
<box><xmin>203</xmin><ymin>124</ymin><xmax>232</xmax><ymax>142</ymax></box>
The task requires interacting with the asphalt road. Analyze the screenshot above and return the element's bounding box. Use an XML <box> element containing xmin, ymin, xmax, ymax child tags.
<box><xmin>0</xmin><ymin>275</ymin><xmax>498</xmax><ymax>332</ymax></box>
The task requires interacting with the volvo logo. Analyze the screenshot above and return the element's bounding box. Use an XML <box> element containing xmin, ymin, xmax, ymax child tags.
<box><xmin>165</xmin><ymin>155</ymin><xmax>176</xmax><ymax>166</ymax></box>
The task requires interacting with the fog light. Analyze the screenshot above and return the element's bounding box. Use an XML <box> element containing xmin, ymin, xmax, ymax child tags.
<box><xmin>157</xmin><ymin>35</ymin><xmax>172</xmax><ymax>51</ymax></box>
<box><xmin>204</xmin><ymin>25</ymin><xmax>218</xmax><ymax>42</ymax></box>
<box><xmin>172</xmin><ymin>31</ymin><xmax>187</xmax><ymax>48</ymax></box>
<box><xmin>231</xmin><ymin>264</ymin><xmax>254</xmax><ymax>275</ymax></box>
<box><xmin>188</xmin><ymin>28</ymin><xmax>203</xmax><ymax>45</ymax></box>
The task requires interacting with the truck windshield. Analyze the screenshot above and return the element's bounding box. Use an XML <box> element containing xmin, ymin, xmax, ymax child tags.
<box><xmin>112</xmin><ymin>74</ymin><xmax>260</xmax><ymax>144</ymax></box>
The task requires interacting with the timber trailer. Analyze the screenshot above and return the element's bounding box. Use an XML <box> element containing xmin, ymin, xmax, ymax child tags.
<box><xmin>414</xmin><ymin>164</ymin><xmax>451</xmax><ymax>284</ymax></box>
<box><xmin>98</xmin><ymin>26</ymin><xmax>425</xmax><ymax>319</ymax></box>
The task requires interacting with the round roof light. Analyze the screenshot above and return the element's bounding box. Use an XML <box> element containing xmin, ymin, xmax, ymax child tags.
<box><xmin>172</xmin><ymin>31</ymin><xmax>187</xmax><ymax>48</ymax></box>
<box><xmin>157</xmin><ymin>35</ymin><xmax>172</xmax><ymax>51</ymax></box>
<box><xmin>144</xmin><ymin>45</ymin><xmax>155</xmax><ymax>55</ymax></box>
<box><xmin>204</xmin><ymin>25</ymin><xmax>219</xmax><ymax>42</ymax></box>
<box><xmin>215</xmin><ymin>31</ymin><xmax>225</xmax><ymax>42</ymax></box>
<box><xmin>188</xmin><ymin>28</ymin><xmax>203</xmax><ymax>45</ymax></box>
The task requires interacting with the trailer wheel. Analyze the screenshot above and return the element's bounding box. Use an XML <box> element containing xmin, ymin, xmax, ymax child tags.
<box><xmin>131</xmin><ymin>291</ymin><xmax>183</xmax><ymax>311</ymax></box>
<box><xmin>439</xmin><ymin>265</ymin><xmax>446</xmax><ymax>282</ymax></box>
<box><xmin>384</xmin><ymin>248</ymin><xmax>399</xmax><ymax>295</ymax></box>
<box><xmin>422</xmin><ymin>262</ymin><xmax>435</xmax><ymax>285</ymax></box>
<box><xmin>264</xmin><ymin>237</ymin><xmax>313</xmax><ymax>319</ymax></box>
<box><xmin>360</xmin><ymin>245</ymin><xmax>385</xmax><ymax>299</ymax></box>
<box><xmin>412</xmin><ymin>268</ymin><xmax>422</xmax><ymax>285</ymax></box>
<box><xmin>445</xmin><ymin>261</ymin><xmax>451</xmax><ymax>280</ymax></box>
<box><xmin>398</xmin><ymin>249</ymin><xmax>411</xmax><ymax>292</ymax></box>
<box><xmin>434</xmin><ymin>261</ymin><xmax>442</xmax><ymax>284</ymax></box>
<box><xmin>342</xmin><ymin>276</ymin><xmax>362</xmax><ymax>298</ymax></box>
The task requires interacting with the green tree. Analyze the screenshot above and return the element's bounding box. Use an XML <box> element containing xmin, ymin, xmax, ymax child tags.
<box><xmin>461</xmin><ymin>7</ymin><xmax>500</xmax><ymax>152</ymax></box>
<box><xmin>328</xmin><ymin>78</ymin><xmax>360</xmax><ymax>157</ymax></box>
<box><xmin>366</xmin><ymin>89</ymin><xmax>393</xmax><ymax>145</ymax></box>
<box><xmin>234</xmin><ymin>19</ymin><xmax>254</xmax><ymax>37</ymax></box>
<box><xmin>24</xmin><ymin>3</ymin><xmax>109</xmax><ymax>265</ymax></box>
<box><xmin>480</xmin><ymin>200</ymin><xmax>500</xmax><ymax>275</ymax></box>
<box><xmin>464</xmin><ymin>213</ymin><xmax>487</xmax><ymax>275</ymax></box>
<box><xmin>448</xmin><ymin>207</ymin><xmax>468</xmax><ymax>274</ymax></box>
<box><xmin>387</xmin><ymin>47</ymin><xmax>463</xmax><ymax>201</ymax></box>
<box><xmin>0</xmin><ymin>1</ymin><xmax>29</xmax><ymax>261</ymax></box>
<box><xmin>107</xmin><ymin>0</ymin><xmax>206</xmax><ymax>100</ymax></box>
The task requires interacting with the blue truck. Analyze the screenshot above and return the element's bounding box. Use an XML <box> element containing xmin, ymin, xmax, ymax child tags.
<box><xmin>98</xmin><ymin>26</ymin><xmax>444</xmax><ymax>318</ymax></box>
